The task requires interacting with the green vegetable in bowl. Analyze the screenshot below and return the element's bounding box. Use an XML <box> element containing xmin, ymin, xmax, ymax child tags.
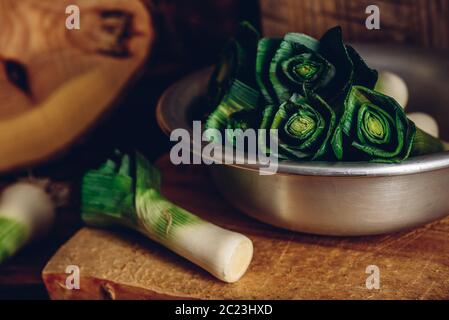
<box><xmin>256</xmin><ymin>26</ymin><xmax>378</xmax><ymax>106</ymax></box>
<box><xmin>205</xmin><ymin>79</ymin><xmax>260</xmax><ymax>137</ymax></box>
<box><xmin>206</xmin><ymin>22</ymin><xmax>260</xmax><ymax>132</ymax></box>
<box><xmin>204</xmin><ymin>22</ymin><xmax>445</xmax><ymax>163</ymax></box>
<box><xmin>331</xmin><ymin>86</ymin><xmax>444</xmax><ymax>162</ymax></box>
<box><xmin>226</xmin><ymin>109</ymin><xmax>262</xmax><ymax>146</ymax></box>
<box><xmin>266</xmin><ymin>91</ymin><xmax>336</xmax><ymax>160</ymax></box>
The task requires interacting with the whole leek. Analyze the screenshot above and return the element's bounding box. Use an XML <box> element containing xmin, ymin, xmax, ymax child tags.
<box><xmin>81</xmin><ymin>151</ymin><xmax>253</xmax><ymax>283</ymax></box>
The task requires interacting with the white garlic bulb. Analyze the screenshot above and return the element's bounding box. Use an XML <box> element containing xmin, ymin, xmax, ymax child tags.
<box><xmin>375</xmin><ymin>71</ymin><xmax>409</xmax><ymax>109</ymax></box>
<box><xmin>407</xmin><ymin>112</ymin><xmax>439</xmax><ymax>138</ymax></box>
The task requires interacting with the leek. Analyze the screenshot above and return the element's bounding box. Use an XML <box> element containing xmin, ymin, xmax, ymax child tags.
<box><xmin>0</xmin><ymin>182</ymin><xmax>55</xmax><ymax>264</ymax></box>
<box><xmin>0</xmin><ymin>217</ymin><xmax>28</xmax><ymax>263</ymax></box>
<box><xmin>208</xmin><ymin>21</ymin><xmax>260</xmax><ymax>105</ymax></box>
<box><xmin>204</xmin><ymin>23</ymin><xmax>445</xmax><ymax>163</ymax></box>
<box><xmin>205</xmin><ymin>22</ymin><xmax>260</xmax><ymax>132</ymax></box>
<box><xmin>256</xmin><ymin>26</ymin><xmax>378</xmax><ymax>106</ymax></box>
<box><xmin>81</xmin><ymin>151</ymin><xmax>253</xmax><ymax>283</ymax></box>
<box><xmin>205</xmin><ymin>80</ymin><xmax>260</xmax><ymax>136</ymax></box>
<box><xmin>331</xmin><ymin>86</ymin><xmax>444</xmax><ymax>162</ymax></box>
<box><xmin>226</xmin><ymin>109</ymin><xmax>262</xmax><ymax>147</ymax></box>
<box><xmin>267</xmin><ymin>91</ymin><xmax>336</xmax><ymax>160</ymax></box>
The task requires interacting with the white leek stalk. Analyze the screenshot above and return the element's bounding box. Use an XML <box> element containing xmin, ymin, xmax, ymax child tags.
<box><xmin>0</xmin><ymin>182</ymin><xmax>55</xmax><ymax>264</ymax></box>
<box><xmin>82</xmin><ymin>151</ymin><xmax>253</xmax><ymax>283</ymax></box>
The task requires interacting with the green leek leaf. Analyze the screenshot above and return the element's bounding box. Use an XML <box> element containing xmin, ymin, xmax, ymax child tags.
<box><xmin>207</xmin><ymin>22</ymin><xmax>260</xmax><ymax>107</ymax></box>
<box><xmin>226</xmin><ymin>109</ymin><xmax>262</xmax><ymax>146</ymax></box>
<box><xmin>331</xmin><ymin>86</ymin><xmax>443</xmax><ymax>162</ymax></box>
<box><xmin>205</xmin><ymin>79</ymin><xmax>260</xmax><ymax>132</ymax></box>
<box><xmin>81</xmin><ymin>151</ymin><xmax>202</xmax><ymax>239</ymax></box>
<box><xmin>256</xmin><ymin>38</ymin><xmax>282</xmax><ymax>105</ymax></box>
<box><xmin>0</xmin><ymin>217</ymin><xmax>28</xmax><ymax>264</ymax></box>
<box><xmin>411</xmin><ymin>127</ymin><xmax>445</xmax><ymax>157</ymax></box>
<box><xmin>260</xmin><ymin>26</ymin><xmax>378</xmax><ymax>106</ymax></box>
<box><xmin>345</xmin><ymin>45</ymin><xmax>379</xmax><ymax>89</ymax></box>
<box><xmin>268</xmin><ymin>91</ymin><xmax>337</xmax><ymax>160</ymax></box>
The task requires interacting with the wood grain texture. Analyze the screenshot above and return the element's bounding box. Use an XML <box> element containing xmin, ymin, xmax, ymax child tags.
<box><xmin>0</xmin><ymin>0</ymin><xmax>153</xmax><ymax>173</ymax></box>
<box><xmin>260</xmin><ymin>0</ymin><xmax>449</xmax><ymax>49</ymax></box>
<box><xmin>43</xmin><ymin>155</ymin><xmax>449</xmax><ymax>300</ymax></box>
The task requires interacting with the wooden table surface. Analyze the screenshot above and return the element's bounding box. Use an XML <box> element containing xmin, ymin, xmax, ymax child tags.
<box><xmin>41</xmin><ymin>155</ymin><xmax>449</xmax><ymax>300</ymax></box>
<box><xmin>2</xmin><ymin>151</ymin><xmax>449</xmax><ymax>299</ymax></box>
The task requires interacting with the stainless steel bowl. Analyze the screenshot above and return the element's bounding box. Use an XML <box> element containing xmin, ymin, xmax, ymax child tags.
<box><xmin>157</xmin><ymin>44</ymin><xmax>449</xmax><ymax>236</ymax></box>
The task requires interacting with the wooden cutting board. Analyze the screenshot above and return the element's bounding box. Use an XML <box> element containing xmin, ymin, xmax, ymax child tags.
<box><xmin>0</xmin><ymin>0</ymin><xmax>153</xmax><ymax>173</ymax></box>
<box><xmin>42</xmin><ymin>155</ymin><xmax>449</xmax><ymax>299</ymax></box>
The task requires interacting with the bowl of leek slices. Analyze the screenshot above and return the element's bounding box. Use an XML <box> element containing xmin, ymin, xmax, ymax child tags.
<box><xmin>157</xmin><ymin>23</ymin><xmax>449</xmax><ymax>236</ymax></box>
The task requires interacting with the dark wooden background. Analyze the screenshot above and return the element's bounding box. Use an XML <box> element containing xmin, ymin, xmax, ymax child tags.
<box><xmin>260</xmin><ymin>0</ymin><xmax>449</xmax><ymax>49</ymax></box>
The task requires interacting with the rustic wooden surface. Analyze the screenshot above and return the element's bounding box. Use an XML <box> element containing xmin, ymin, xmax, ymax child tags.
<box><xmin>42</xmin><ymin>155</ymin><xmax>449</xmax><ymax>300</ymax></box>
<box><xmin>260</xmin><ymin>0</ymin><xmax>449</xmax><ymax>49</ymax></box>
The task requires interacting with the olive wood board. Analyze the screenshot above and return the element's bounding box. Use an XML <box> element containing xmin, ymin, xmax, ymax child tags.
<box><xmin>42</xmin><ymin>155</ymin><xmax>449</xmax><ymax>299</ymax></box>
<box><xmin>0</xmin><ymin>0</ymin><xmax>153</xmax><ymax>173</ymax></box>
